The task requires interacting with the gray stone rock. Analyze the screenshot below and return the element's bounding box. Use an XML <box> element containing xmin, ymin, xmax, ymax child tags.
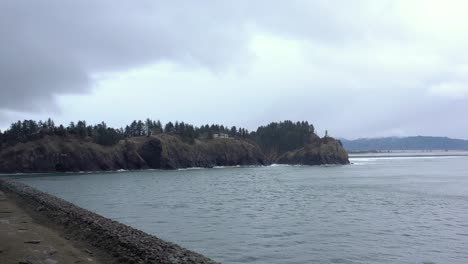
<box><xmin>0</xmin><ymin>179</ymin><xmax>219</xmax><ymax>264</ymax></box>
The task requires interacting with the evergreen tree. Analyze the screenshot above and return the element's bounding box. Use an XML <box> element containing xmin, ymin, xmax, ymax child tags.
<box><xmin>174</xmin><ymin>121</ymin><xmax>180</xmax><ymax>134</ymax></box>
<box><xmin>77</xmin><ymin>121</ymin><xmax>87</xmax><ymax>138</ymax></box>
<box><xmin>164</xmin><ymin>122</ymin><xmax>174</xmax><ymax>133</ymax></box>
<box><xmin>155</xmin><ymin>120</ymin><xmax>163</xmax><ymax>134</ymax></box>
<box><xmin>136</xmin><ymin>120</ymin><xmax>144</xmax><ymax>136</ymax></box>
<box><xmin>254</xmin><ymin>120</ymin><xmax>316</xmax><ymax>153</ymax></box>
<box><xmin>230</xmin><ymin>126</ymin><xmax>237</xmax><ymax>136</ymax></box>
<box><xmin>124</xmin><ymin>125</ymin><xmax>131</xmax><ymax>137</ymax></box>
<box><xmin>0</xmin><ymin>118</ymin><xmax>318</xmax><ymax>150</ymax></box>
<box><xmin>46</xmin><ymin>118</ymin><xmax>55</xmax><ymax>130</ymax></box>
<box><xmin>68</xmin><ymin>122</ymin><xmax>76</xmax><ymax>134</ymax></box>
<box><xmin>56</xmin><ymin>125</ymin><xmax>67</xmax><ymax>136</ymax></box>
<box><xmin>145</xmin><ymin>118</ymin><xmax>152</xmax><ymax>137</ymax></box>
<box><xmin>87</xmin><ymin>126</ymin><xmax>93</xmax><ymax>137</ymax></box>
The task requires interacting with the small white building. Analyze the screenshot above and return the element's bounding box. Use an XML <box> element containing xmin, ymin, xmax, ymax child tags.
<box><xmin>213</xmin><ymin>133</ymin><xmax>229</xmax><ymax>139</ymax></box>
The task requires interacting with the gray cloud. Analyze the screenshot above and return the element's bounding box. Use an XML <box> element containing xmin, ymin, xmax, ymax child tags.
<box><xmin>1</xmin><ymin>1</ymin><xmax>468</xmax><ymax>138</ymax></box>
<box><xmin>0</xmin><ymin>0</ymin><xmax>252</xmax><ymax>112</ymax></box>
<box><xmin>0</xmin><ymin>0</ymin><xmax>394</xmax><ymax>112</ymax></box>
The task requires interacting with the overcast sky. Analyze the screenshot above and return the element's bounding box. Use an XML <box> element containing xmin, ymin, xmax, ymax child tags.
<box><xmin>1</xmin><ymin>0</ymin><xmax>468</xmax><ymax>139</ymax></box>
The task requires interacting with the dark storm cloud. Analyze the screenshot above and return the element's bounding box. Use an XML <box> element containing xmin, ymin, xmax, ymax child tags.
<box><xmin>1</xmin><ymin>0</ymin><xmax>384</xmax><ymax>113</ymax></box>
<box><xmin>0</xmin><ymin>0</ymin><xmax>254</xmax><ymax>113</ymax></box>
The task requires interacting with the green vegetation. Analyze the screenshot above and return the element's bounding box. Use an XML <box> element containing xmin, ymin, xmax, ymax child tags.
<box><xmin>0</xmin><ymin>119</ymin><xmax>124</xmax><ymax>146</ymax></box>
<box><xmin>0</xmin><ymin>119</ymin><xmax>325</xmax><ymax>153</ymax></box>
<box><xmin>0</xmin><ymin>119</ymin><xmax>350</xmax><ymax>172</ymax></box>
<box><xmin>0</xmin><ymin>118</ymin><xmax>251</xmax><ymax>147</ymax></box>
<box><xmin>251</xmin><ymin>121</ymin><xmax>316</xmax><ymax>154</ymax></box>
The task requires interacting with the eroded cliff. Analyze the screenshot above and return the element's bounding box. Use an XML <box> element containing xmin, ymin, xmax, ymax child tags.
<box><xmin>0</xmin><ymin>135</ymin><xmax>267</xmax><ymax>173</ymax></box>
<box><xmin>0</xmin><ymin>134</ymin><xmax>349</xmax><ymax>173</ymax></box>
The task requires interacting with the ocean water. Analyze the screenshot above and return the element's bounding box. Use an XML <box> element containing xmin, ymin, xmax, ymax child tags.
<box><xmin>12</xmin><ymin>155</ymin><xmax>468</xmax><ymax>264</ymax></box>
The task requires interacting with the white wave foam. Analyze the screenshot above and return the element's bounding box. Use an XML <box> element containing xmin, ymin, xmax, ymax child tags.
<box><xmin>214</xmin><ymin>165</ymin><xmax>243</xmax><ymax>169</ymax></box>
<box><xmin>269</xmin><ymin>164</ymin><xmax>303</xmax><ymax>167</ymax></box>
<box><xmin>177</xmin><ymin>167</ymin><xmax>204</xmax><ymax>171</ymax></box>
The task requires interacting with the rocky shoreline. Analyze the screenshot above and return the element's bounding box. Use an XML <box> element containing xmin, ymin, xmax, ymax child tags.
<box><xmin>0</xmin><ymin>134</ymin><xmax>349</xmax><ymax>174</ymax></box>
<box><xmin>0</xmin><ymin>179</ymin><xmax>218</xmax><ymax>264</ymax></box>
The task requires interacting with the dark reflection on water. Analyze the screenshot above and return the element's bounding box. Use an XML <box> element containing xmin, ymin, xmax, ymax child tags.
<box><xmin>14</xmin><ymin>156</ymin><xmax>468</xmax><ymax>264</ymax></box>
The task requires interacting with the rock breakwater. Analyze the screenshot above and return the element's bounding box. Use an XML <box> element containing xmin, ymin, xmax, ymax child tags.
<box><xmin>0</xmin><ymin>179</ymin><xmax>218</xmax><ymax>264</ymax></box>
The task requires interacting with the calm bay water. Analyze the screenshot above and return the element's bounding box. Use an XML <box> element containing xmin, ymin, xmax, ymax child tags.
<box><xmin>12</xmin><ymin>155</ymin><xmax>468</xmax><ymax>264</ymax></box>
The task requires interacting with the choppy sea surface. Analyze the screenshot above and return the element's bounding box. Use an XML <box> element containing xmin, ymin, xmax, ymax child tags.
<box><xmin>11</xmin><ymin>154</ymin><xmax>468</xmax><ymax>264</ymax></box>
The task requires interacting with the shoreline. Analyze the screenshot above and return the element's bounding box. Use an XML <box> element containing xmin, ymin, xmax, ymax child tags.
<box><xmin>0</xmin><ymin>179</ymin><xmax>218</xmax><ymax>264</ymax></box>
<box><xmin>349</xmin><ymin>153</ymin><xmax>468</xmax><ymax>159</ymax></box>
<box><xmin>0</xmin><ymin>163</ymin><xmax>351</xmax><ymax>176</ymax></box>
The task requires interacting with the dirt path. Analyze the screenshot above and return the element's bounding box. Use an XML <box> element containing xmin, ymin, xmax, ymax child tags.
<box><xmin>0</xmin><ymin>190</ymin><xmax>105</xmax><ymax>264</ymax></box>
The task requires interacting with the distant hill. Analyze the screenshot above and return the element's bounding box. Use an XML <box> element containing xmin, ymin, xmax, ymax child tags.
<box><xmin>341</xmin><ymin>136</ymin><xmax>468</xmax><ymax>151</ymax></box>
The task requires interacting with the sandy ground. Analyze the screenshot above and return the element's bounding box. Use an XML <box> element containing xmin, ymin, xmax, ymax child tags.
<box><xmin>0</xmin><ymin>190</ymin><xmax>106</xmax><ymax>264</ymax></box>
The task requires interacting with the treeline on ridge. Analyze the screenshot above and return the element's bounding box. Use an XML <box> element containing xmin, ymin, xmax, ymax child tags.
<box><xmin>0</xmin><ymin>119</ymin><xmax>320</xmax><ymax>152</ymax></box>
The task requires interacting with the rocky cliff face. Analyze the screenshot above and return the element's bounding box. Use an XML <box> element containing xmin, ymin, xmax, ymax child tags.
<box><xmin>0</xmin><ymin>134</ymin><xmax>348</xmax><ymax>173</ymax></box>
<box><xmin>0</xmin><ymin>135</ymin><xmax>267</xmax><ymax>173</ymax></box>
<box><xmin>135</xmin><ymin>134</ymin><xmax>266</xmax><ymax>169</ymax></box>
<box><xmin>276</xmin><ymin>137</ymin><xmax>349</xmax><ymax>165</ymax></box>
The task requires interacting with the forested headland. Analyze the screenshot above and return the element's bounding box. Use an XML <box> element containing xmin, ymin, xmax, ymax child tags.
<box><xmin>0</xmin><ymin>119</ymin><xmax>349</xmax><ymax>173</ymax></box>
<box><xmin>0</xmin><ymin>119</ymin><xmax>312</xmax><ymax>148</ymax></box>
